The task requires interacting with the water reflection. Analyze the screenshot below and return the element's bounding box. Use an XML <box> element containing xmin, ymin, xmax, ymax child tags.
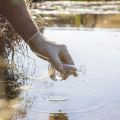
<box><xmin>36</xmin><ymin>14</ymin><xmax>120</xmax><ymax>29</ymax></box>
<box><xmin>0</xmin><ymin>55</ymin><xmax>34</xmax><ymax>119</ymax></box>
<box><xmin>49</xmin><ymin>113</ymin><xmax>68</xmax><ymax>120</ymax></box>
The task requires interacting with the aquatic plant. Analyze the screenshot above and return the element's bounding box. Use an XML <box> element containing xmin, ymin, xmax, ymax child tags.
<box><xmin>0</xmin><ymin>1</ymin><xmax>38</xmax><ymax>104</ymax></box>
<box><xmin>0</xmin><ymin>0</ymin><xmax>34</xmax><ymax>73</ymax></box>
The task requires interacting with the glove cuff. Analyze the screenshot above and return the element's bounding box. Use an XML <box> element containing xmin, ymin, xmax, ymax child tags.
<box><xmin>26</xmin><ymin>31</ymin><xmax>50</xmax><ymax>60</ymax></box>
<box><xmin>27</xmin><ymin>31</ymin><xmax>46</xmax><ymax>44</ymax></box>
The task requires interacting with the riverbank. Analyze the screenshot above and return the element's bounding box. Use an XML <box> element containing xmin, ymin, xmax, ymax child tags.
<box><xmin>30</xmin><ymin>1</ymin><xmax>120</xmax><ymax>29</ymax></box>
<box><xmin>31</xmin><ymin>1</ymin><xmax>120</xmax><ymax>14</ymax></box>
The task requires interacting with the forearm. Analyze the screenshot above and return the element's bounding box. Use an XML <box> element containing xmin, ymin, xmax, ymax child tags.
<box><xmin>0</xmin><ymin>0</ymin><xmax>38</xmax><ymax>41</ymax></box>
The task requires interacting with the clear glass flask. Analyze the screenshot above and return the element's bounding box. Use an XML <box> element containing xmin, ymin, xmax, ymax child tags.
<box><xmin>48</xmin><ymin>64</ymin><xmax>86</xmax><ymax>81</ymax></box>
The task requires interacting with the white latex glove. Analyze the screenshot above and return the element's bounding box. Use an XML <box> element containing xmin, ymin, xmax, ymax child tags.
<box><xmin>27</xmin><ymin>31</ymin><xmax>77</xmax><ymax>79</ymax></box>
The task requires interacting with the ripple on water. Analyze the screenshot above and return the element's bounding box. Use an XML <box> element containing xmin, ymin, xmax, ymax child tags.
<box><xmin>32</xmin><ymin>84</ymin><xmax>107</xmax><ymax>114</ymax></box>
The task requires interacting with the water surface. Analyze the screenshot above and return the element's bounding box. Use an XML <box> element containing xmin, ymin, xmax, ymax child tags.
<box><xmin>1</xmin><ymin>28</ymin><xmax>120</xmax><ymax>119</ymax></box>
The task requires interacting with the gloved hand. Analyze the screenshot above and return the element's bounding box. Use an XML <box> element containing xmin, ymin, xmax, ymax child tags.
<box><xmin>27</xmin><ymin>31</ymin><xmax>77</xmax><ymax>79</ymax></box>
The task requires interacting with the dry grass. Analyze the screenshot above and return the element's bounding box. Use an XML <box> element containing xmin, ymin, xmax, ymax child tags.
<box><xmin>0</xmin><ymin>0</ymin><xmax>37</xmax><ymax>79</ymax></box>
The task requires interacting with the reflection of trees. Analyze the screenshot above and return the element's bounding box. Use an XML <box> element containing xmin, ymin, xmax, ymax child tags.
<box><xmin>36</xmin><ymin>14</ymin><xmax>98</xmax><ymax>28</ymax></box>
<box><xmin>0</xmin><ymin>56</ymin><xmax>35</xmax><ymax>119</ymax></box>
<box><xmin>49</xmin><ymin>113</ymin><xmax>68</xmax><ymax>120</ymax></box>
<box><xmin>4</xmin><ymin>68</ymin><xmax>22</xmax><ymax>99</ymax></box>
<box><xmin>81</xmin><ymin>14</ymin><xmax>97</xmax><ymax>28</ymax></box>
<box><xmin>0</xmin><ymin>63</ymin><xmax>26</xmax><ymax>119</ymax></box>
<box><xmin>37</xmin><ymin>14</ymin><xmax>81</xmax><ymax>27</ymax></box>
<box><xmin>0</xmin><ymin>37</ymin><xmax>33</xmax><ymax>119</ymax></box>
<box><xmin>36</xmin><ymin>14</ymin><xmax>120</xmax><ymax>29</ymax></box>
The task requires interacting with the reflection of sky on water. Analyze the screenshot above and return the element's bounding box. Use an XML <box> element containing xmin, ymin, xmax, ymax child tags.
<box><xmin>0</xmin><ymin>28</ymin><xmax>120</xmax><ymax>119</ymax></box>
<box><xmin>9</xmin><ymin>28</ymin><xmax>119</xmax><ymax>120</ymax></box>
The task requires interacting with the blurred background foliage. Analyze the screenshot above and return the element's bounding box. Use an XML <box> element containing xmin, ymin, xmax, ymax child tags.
<box><xmin>32</xmin><ymin>0</ymin><xmax>118</xmax><ymax>2</ymax></box>
<box><xmin>31</xmin><ymin>0</ymin><xmax>120</xmax><ymax>29</ymax></box>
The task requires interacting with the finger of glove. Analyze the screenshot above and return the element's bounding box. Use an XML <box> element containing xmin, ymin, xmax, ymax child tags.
<box><xmin>49</xmin><ymin>54</ymin><xmax>63</xmax><ymax>73</ymax></box>
<box><xmin>61</xmin><ymin>50</ymin><xmax>77</xmax><ymax>76</ymax></box>
<box><xmin>61</xmin><ymin>46</ymin><xmax>74</xmax><ymax>65</ymax></box>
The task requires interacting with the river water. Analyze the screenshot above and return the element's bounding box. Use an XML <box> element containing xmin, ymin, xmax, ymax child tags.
<box><xmin>0</xmin><ymin>28</ymin><xmax>119</xmax><ymax>120</ymax></box>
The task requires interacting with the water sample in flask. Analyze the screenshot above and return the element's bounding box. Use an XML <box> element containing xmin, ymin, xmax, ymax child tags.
<box><xmin>48</xmin><ymin>64</ymin><xmax>86</xmax><ymax>81</ymax></box>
